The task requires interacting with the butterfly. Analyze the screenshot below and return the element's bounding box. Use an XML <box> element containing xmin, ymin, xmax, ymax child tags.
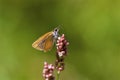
<box><xmin>32</xmin><ymin>27</ymin><xmax>59</xmax><ymax>52</ymax></box>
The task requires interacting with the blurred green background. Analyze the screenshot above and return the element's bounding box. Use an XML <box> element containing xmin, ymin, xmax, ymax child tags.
<box><xmin>0</xmin><ymin>0</ymin><xmax>120</xmax><ymax>80</ymax></box>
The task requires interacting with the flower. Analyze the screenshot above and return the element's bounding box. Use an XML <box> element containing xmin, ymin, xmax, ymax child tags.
<box><xmin>56</xmin><ymin>34</ymin><xmax>69</xmax><ymax>56</ymax></box>
<box><xmin>43</xmin><ymin>62</ymin><xmax>55</xmax><ymax>80</ymax></box>
<box><xmin>55</xmin><ymin>34</ymin><xmax>69</xmax><ymax>73</ymax></box>
<box><xmin>42</xmin><ymin>34</ymin><xmax>69</xmax><ymax>80</ymax></box>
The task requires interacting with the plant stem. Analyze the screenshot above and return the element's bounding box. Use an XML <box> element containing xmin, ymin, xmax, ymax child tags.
<box><xmin>57</xmin><ymin>72</ymin><xmax>60</xmax><ymax>80</ymax></box>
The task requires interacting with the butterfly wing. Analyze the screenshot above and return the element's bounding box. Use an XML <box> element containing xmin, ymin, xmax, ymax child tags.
<box><xmin>44</xmin><ymin>34</ymin><xmax>55</xmax><ymax>52</ymax></box>
<box><xmin>32</xmin><ymin>31</ymin><xmax>54</xmax><ymax>52</ymax></box>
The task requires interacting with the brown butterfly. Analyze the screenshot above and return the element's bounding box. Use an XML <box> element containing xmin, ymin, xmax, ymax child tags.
<box><xmin>32</xmin><ymin>27</ymin><xmax>59</xmax><ymax>52</ymax></box>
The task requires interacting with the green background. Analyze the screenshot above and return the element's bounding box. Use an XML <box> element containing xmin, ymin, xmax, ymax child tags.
<box><xmin>0</xmin><ymin>0</ymin><xmax>120</xmax><ymax>80</ymax></box>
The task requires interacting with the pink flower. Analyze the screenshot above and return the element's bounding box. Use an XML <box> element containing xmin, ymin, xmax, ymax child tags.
<box><xmin>43</xmin><ymin>62</ymin><xmax>55</xmax><ymax>80</ymax></box>
<box><xmin>55</xmin><ymin>34</ymin><xmax>69</xmax><ymax>73</ymax></box>
<box><xmin>42</xmin><ymin>34</ymin><xmax>69</xmax><ymax>80</ymax></box>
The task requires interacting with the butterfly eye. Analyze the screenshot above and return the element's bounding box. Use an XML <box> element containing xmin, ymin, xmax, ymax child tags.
<box><xmin>54</xmin><ymin>28</ymin><xmax>59</xmax><ymax>32</ymax></box>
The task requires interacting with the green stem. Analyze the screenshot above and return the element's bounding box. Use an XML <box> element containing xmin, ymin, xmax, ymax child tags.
<box><xmin>57</xmin><ymin>72</ymin><xmax>60</xmax><ymax>80</ymax></box>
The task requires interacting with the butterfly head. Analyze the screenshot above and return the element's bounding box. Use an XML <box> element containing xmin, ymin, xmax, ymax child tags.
<box><xmin>53</xmin><ymin>27</ymin><xmax>59</xmax><ymax>39</ymax></box>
